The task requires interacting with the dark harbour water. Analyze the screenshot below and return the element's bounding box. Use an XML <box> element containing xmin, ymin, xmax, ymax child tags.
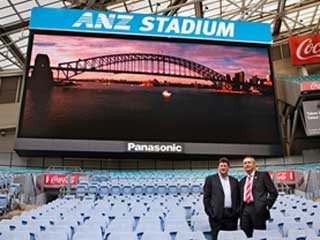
<box><xmin>19</xmin><ymin>82</ymin><xmax>280</xmax><ymax>144</ymax></box>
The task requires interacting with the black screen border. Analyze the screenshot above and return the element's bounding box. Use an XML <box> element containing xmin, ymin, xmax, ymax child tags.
<box><xmin>15</xmin><ymin>29</ymin><xmax>283</xmax><ymax>158</ymax></box>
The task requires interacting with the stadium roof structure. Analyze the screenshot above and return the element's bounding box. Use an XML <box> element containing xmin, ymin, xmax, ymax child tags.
<box><xmin>0</xmin><ymin>0</ymin><xmax>320</xmax><ymax>71</ymax></box>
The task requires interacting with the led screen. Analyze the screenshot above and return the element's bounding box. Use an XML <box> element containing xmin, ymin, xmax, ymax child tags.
<box><xmin>16</xmin><ymin>32</ymin><xmax>282</xmax><ymax>156</ymax></box>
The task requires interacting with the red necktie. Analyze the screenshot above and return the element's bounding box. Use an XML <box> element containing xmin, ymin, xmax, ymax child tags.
<box><xmin>245</xmin><ymin>175</ymin><xmax>252</xmax><ymax>203</ymax></box>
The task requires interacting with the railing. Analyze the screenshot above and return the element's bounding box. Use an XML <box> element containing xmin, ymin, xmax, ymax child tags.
<box><xmin>276</xmin><ymin>182</ymin><xmax>293</xmax><ymax>194</ymax></box>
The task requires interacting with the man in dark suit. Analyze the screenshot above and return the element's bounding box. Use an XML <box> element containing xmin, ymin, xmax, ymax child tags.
<box><xmin>203</xmin><ymin>157</ymin><xmax>240</xmax><ymax>240</ymax></box>
<box><xmin>240</xmin><ymin>156</ymin><xmax>278</xmax><ymax>238</ymax></box>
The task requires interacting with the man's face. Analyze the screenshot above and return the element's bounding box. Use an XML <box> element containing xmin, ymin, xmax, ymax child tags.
<box><xmin>218</xmin><ymin>162</ymin><xmax>229</xmax><ymax>176</ymax></box>
<box><xmin>243</xmin><ymin>157</ymin><xmax>255</xmax><ymax>174</ymax></box>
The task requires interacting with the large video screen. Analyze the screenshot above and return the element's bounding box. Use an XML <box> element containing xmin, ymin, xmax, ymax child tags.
<box><xmin>16</xmin><ymin>32</ymin><xmax>282</xmax><ymax>156</ymax></box>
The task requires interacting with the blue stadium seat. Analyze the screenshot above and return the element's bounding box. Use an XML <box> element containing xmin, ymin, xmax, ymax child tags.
<box><xmin>133</xmin><ymin>185</ymin><xmax>144</xmax><ymax>195</ymax></box>
<box><xmin>179</xmin><ymin>185</ymin><xmax>190</xmax><ymax>194</ymax></box>
<box><xmin>111</xmin><ymin>186</ymin><xmax>121</xmax><ymax>195</ymax></box>
<box><xmin>175</xmin><ymin>231</ymin><xmax>206</xmax><ymax>240</ymax></box>
<box><xmin>190</xmin><ymin>185</ymin><xmax>202</xmax><ymax>194</ymax></box>
<box><xmin>167</xmin><ymin>185</ymin><xmax>179</xmax><ymax>195</ymax></box>
<box><xmin>217</xmin><ymin>230</ymin><xmax>247</xmax><ymax>240</ymax></box>
<box><xmin>145</xmin><ymin>186</ymin><xmax>156</xmax><ymax>195</ymax></box>
<box><xmin>156</xmin><ymin>185</ymin><xmax>167</xmax><ymax>195</ymax></box>
<box><xmin>122</xmin><ymin>186</ymin><xmax>133</xmax><ymax>195</ymax></box>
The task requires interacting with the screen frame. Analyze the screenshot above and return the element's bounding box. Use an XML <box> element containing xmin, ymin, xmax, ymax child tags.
<box><xmin>15</xmin><ymin>29</ymin><xmax>283</xmax><ymax>158</ymax></box>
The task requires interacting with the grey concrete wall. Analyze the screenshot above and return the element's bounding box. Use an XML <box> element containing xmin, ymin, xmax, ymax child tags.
<box><xmin>0</xmin><ymin>150</ymin><xmax>319</xmax><ymax>170</ymax></box>
<box><xmin>0</xmin><ymin>152</ymin><xmax>319</xmax><ymax>171</ymax></box>
<box><xmin>272</xmin><ymin>58</ymin><xmax>302</xmax><ymax>77</ymax></box>
<box><xmin>303</xmin><ymin>149</ymin><xmax>320</xmax><ymax>164</ymax></box>
<box><xmin>0</xmin><ymin>128</ymin><xmax>16</xmax><ymax>152</ymax></box>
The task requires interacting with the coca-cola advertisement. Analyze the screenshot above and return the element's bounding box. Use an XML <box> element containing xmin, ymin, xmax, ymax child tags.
<box><xmin>268</xmin><ymin>170</ymin><xmax>295</xmax><ymax>182</ymax></box>
<box><xmin>289</xmin><ymin>33</ymin><xmax>320</xmax><ymax>65</ymax></box>
<box><xmin>302</xmin><ymin>80</ymin><xmax>320</xmax><ymax>91</ymax></box>
<box><xmin>275</xmin><ymin>170</ymin><xmax>295</xmax><ymax>182</ymax></box>
<box><xmin>43</xmin><ymin>174</ymin><xmax>81</xmax><ymax>186</ymax></box>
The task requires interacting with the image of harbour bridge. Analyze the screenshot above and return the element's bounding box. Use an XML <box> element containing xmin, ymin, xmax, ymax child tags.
<box><xmin>19</xmin><ymin>34</ymin><xmax>279</xmax><ymax>144</ymax></box>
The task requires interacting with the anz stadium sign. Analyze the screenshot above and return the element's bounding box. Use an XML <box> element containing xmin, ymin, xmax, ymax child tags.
<box><xmin>29</xmin><ymin>7</ymin><xmax>272</xmax><ymax>44</ymax></box>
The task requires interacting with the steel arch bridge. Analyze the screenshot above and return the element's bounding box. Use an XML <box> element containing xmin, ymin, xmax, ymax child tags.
<box><xmin>57</xmin><ymin>53</ymin><xmax>225</xmax><ymax>83</ymax></box>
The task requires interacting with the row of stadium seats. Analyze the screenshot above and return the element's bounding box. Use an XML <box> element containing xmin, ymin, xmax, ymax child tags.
<box><xmin>0</xmin><ymin>177</ymin><xmax>21</xmax><ymax>215</ymax></box>
<box><xmin>1</xmin><ymin>163</ymin><xmax>319</xmax><ymax>176</ymax></box>
<box><xmin>1</xmin><ymin>191</ymin><xmax>320</xmax><ymax>239</ymax></box>
<box><xmin>75</xmin><ymin>182</ymin><xmax>203</xmax><ymax>199</ymax></box>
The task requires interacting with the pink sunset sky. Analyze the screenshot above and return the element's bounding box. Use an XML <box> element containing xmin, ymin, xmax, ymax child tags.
<box><xmin>30</xmin><ymin>34</ymin><xmax>271</xmax><ymax>81</ymax></box>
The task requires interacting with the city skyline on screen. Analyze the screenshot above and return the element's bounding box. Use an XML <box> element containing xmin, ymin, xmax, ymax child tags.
<box><xmin>18</xmin><ymin>32</ymin><xmax>281</xmax><ymax>155</ymax></box>
<box><xmin>30</xmin><ymin>34</ymin><xmax>271</xmax><ymax>82</ymax></box>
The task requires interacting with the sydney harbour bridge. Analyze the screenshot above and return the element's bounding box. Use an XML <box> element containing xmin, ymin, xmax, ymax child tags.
<box><xmin>55</xmin><ymin>53</ymin><xmax>226</xmax><ymax>83</ymax></box>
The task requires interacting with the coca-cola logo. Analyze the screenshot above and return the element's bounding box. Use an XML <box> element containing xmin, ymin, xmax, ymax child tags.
<box><xmin>310</xmin><ymin>81</ymin><xmax>320</xmax><ymax>90</ymax></box>
<box><xmin>296</xmin><ymin>38</ymin><xmax>320</xmax><ymax>60</ymax></box>
<box><xmin>44</xmin><ymin>174</ymin><xmax>80</xmax><ymax>185</ymax></box>
<box><xmin>275</xmin><ymin>171</ymin><xmax>295</xmax><ymax>182</ymax></box>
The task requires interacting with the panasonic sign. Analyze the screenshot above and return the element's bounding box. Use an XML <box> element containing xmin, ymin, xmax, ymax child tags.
<box><xmin>127</xmin><ymin>142</ymin><xmax>183</xmax><ymax>153</ymax></box>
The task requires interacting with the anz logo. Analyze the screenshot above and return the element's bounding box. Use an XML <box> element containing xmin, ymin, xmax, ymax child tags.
<box><xmin>72</xmin><ymin>12</ymin><xmax>133</xmax><ymax>30</ymax></box>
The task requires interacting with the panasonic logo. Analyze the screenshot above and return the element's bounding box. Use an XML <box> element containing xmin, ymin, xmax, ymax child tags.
<box><xmin>127</xmin><ymin>142</ymin><xmax>183</xmax><ymax>153</ymax></box>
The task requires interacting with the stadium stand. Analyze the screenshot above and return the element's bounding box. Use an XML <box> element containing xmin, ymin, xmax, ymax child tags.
<box><xmin>0</xmin><ymin>181</ymin><xmax>320</xmax><ymax>240</ymax></box>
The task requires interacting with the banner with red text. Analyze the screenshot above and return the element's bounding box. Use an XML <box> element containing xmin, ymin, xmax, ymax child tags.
<box><xmin>289</xmin><ymin>34</ymin><xmax>320</xmax><ymax>65</ymax></box>
<box><xmin>275</xmin><ymin>170</ymin><xmax>295</xmax><ymax>182</ymax></box>
<box><xmin>43</xmin><ymin>173</ymin><xmax>81</xmax><ymax>186</ymax></box>
<box><xmin>301</xmin><ymin>80</ymin><xmax>320</xmax><ymax>91</ymax></box>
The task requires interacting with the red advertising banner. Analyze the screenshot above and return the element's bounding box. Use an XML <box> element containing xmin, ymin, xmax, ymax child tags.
<box><xmin>275</xmin><ymin>170</ymin><xmax>295</xmax><ymax>182</ymax></box>
<box><xmin>301</xmin><ymin>80</ymin><xmax>320</xmax><ymax>91</ymax></box>
<box><xmin>43</xmin><ymin>174</ymin><xmax>81</xmax><ymax>186</ymax></box>
<box><xmin>289</xmin><ymin>34</ymin><xmax>320</xmax><ymax>65</ymax></box>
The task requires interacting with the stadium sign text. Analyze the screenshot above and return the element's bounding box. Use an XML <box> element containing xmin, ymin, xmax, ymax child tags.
<box><xmin>289</xmin><ymin>33</ymin><xmax>320</xmax><ymax>65</ymax></box>
<box><xmin>127</xmin><ymin>142</ymin><xmax>183</xmax><ymax>153</ymax></box>
<box><xmin>29</xmin><ymin>7</ymin><xmax>272</xmax><ymax>44</ymax></box>
<box><xmin>302</xmin><ymin>80</ymin><xmax>320</xmax><ymax>91</ymax></box>
<box><xmin>72</xmin><ymin>12</ymin><xmax>234</xmax><ymax>38</ymax></box>
<box><xmin>43</xmin><ymin>174</ymin><xmax>81</xmax><ymax>186</ymax></box>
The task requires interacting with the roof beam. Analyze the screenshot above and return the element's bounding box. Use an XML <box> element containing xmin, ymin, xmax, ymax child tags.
<box><xmin>243</xmin><ymin>0</ymin><xmax>269</xmax><ymax>21</ymax></box>
<box><xmin>313</xmin><ymin>15</ymin><xmax>320</xmax><ymax>33</ymax></box>
<box><xmin>147</xmin><ymin>0</ymin><xmax>154</xmax><ymax>13</ymax></box>
<box><xmin>194</xmin><ymin>1</ymin><xmax>203</xmax><ymax>18</ymax></box>
<box><xmin>0</xmin><ymin>21</ymin><xmax>29</xmax><ymax>38</ymax></box>
<box><xmin>273</xmin><ymin>21</ymin><xmax>320</xmax><ymax>44</ymax></box>
<box><xmin>156</xmin><ymin>0</ymin><xmax>203</xmax><ymax>15</ymax></box>
<box><xmin>0</xmin><ymin>34</ymin><xmax>25</xmax><ymax>67</ymax></box>
<box><xmin>0</xmin><ymin>51</ymin><xmax>21</xmax><ymax>69</ymax></box>
<box><xmin>272</xmin><ymin>0</ymin><xmax>287</xmax><ymax>36</ymax></box>
<box><xmin>217</xmin><ymin>0</ymin><xmax>320</xmax><ymax>23</ymax></box>
<box><xmin>163</xmin><ymin>0</ymin><xmax>188</xmax><ymax>16</ymax></box>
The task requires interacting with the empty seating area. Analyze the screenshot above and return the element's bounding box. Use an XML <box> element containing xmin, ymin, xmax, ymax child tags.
<box><xmin>0</xmin><ymin>186</ymin><xmax>208</xmax><ymax>240</ymax></box>
<box><xmin>1</xmin><ymin>166</ymin><xmax>320</xmax><ymax>239</ymax></box>
<box><xmin>1</xmin><ymin>169</ymin><xmax>320</xmax><ymax>240</ymax></box>
<box><xmin>75</xmin><ymin>177</ymin><xmax>204</xmax><ymax>200</ymax></box>
<box><xmin>0</xmin><ymin>174</ymin><xmax>21</xmax><ymax>215</ymax></box>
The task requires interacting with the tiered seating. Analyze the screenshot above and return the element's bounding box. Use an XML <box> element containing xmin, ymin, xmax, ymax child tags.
<box><xmin>75</xmin><ymin>177</ymin><xmax>204</xmax><ymax>200</ymax></box>
<box><xmin>0</xmin><ymin>190</ymin><xmax>206</xmax><ymax>239</ymax></box>
<box><xmin>1</xmin><ymin>166</ymin><xmax>320</xmax><ymax>239</ymax></box>
<box><xmin>0</xmin><ymin>174</ymin><xmax>21</xmax><ymax>215</ymax></box>
<box><xmin>1</xmin><ymin>185</ymin><xmax>320</xmax><ymax>240</ymax></box>
<box><xmin>263</xmin><ymin>193</ymin><xmax>320</xmax><ymax>240</ymax></box>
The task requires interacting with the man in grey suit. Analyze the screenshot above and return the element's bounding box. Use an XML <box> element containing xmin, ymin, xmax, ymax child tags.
<box><xmin>240</xmin><ymin>156</ymin><xmax>278</xmax><ymax>238</ymax></box>
<box><xmin>203</xmin><ymin>157</ymin><xmax>240</xmax><ymax>240</ymax></box>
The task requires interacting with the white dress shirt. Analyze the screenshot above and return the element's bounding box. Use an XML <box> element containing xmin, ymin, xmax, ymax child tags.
<box><xmin>218</xmin><ymin>173</ymin><xmax>232</xmax><ymax>208</ymax></box>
